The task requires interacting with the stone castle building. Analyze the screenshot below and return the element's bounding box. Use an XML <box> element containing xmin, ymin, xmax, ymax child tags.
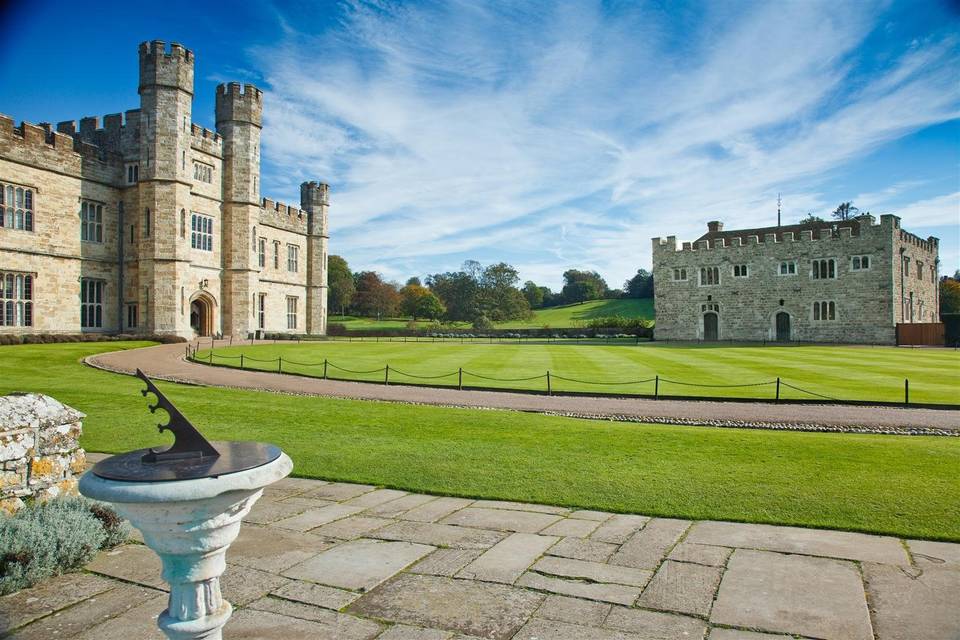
<box><xmin>0</xmin><ymin>40</ymin><xmax>329</xmax><ymax>338</ymax></box>
<box><xmin>652</xmin><ymin>215</ymin><xmax>940</xmax><ymax>344</ymax></box>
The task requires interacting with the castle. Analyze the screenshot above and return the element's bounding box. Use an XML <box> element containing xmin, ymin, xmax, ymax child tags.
<box><xmin>652</xmin><ymin>215</ymin><xmax>940</xmax><ymax>344</ymax></box>
<box><xmin>0</xmin><ymin>40</ymin><xmax>328</xmax><ymax>338</ymax></box>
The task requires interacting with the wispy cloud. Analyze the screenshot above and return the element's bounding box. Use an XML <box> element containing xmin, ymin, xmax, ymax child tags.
<box><xmin>253</xmin><ymin>0</ymin><xmax>960</xmax><ymax>287</ymax></box>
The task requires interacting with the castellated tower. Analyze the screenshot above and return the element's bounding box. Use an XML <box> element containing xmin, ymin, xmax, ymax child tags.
<box><xmin>138</xmin><ymin>40</ymin><xmax>195</xmax><ymax>334</ymax></box>
<box><xmin>216</xmin><ymin>82</ymin><xmax>263</xmax><ymax>336</ymax></box>
<box><xmin>301</xmin><ymin>181</ymin><xmax>330</xmax><ymax>335</ymax></box>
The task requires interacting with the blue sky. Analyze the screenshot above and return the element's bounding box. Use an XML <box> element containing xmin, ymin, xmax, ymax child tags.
<box><xmin>2</xmin><ymin>0</ymin><xmax>958</xmax><ymax>290</ymax></box>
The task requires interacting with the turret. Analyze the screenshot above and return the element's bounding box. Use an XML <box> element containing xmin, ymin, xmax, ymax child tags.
<box><xmin>301</xmin><ymin>181</ymin><xmax>330</xmax><ymax>335</ymax></box>
<box><xmin>216</xmin><ymin>82</ymin><xmax>264</xmax><ymax>337</ymax></box>
<box><xmin>136</xmin><ymin>40</ymin><xmax>196</xmax><ymax>337</ymax></box>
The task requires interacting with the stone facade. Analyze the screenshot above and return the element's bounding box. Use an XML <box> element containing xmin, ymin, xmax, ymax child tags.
<box><xmin>0</xmin><ymin>393</ymin><xmax>85</xmax><ymax>514</ymax></box>
<box><xmin>652</xmin><ymin>215</ymin><xmax>940</xmax><ymax>344</ymax></box>
<box><xmin>0</xmin><ymin>40</ymin><xmax>329</xmax><ymax>338</ymax></box>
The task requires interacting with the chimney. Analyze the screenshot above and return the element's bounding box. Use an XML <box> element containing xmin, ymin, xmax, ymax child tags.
<box><xmin>707</xmin><ymin>221</ymin><xmax>723</xmax><ymax>233</ymax></box>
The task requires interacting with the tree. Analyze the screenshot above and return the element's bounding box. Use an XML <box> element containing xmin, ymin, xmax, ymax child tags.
<box><xmin>942</xmin><ymin>275</ymin><xmax>960</xmax><ymax>315</ymax></box>
<box><xmin>400</xmin><ymin>283</ymin><xmax>445</xmax><ymax>320</ymax></box>
<box><xmin>406</xmin><ymin>277</ymin><xmax>422</xmax><ymax>287</ymax></box>
<box><xmin>352</xmin><ymin>271</ymin><xmax>400</xmax><ymax>318</ymax></box>
<box><xmin>799</xmin><ymin>213</ymin><xmax>825</xmax><ymax>223</ymax></box>
<box><xmin>327</xmin><ymin>255</ymin><xmax>355</xmax><ymax>316</ymax></box>
<box><xmin>478</xmin><ymin>262</ymin><xmax>531</xmax><ymax>321</ymax></box>
<box><xmin>623</xmin><ymin>269</ymin><xmax>654</xmax><ymax>298</ymax></box>
<box><xmin>831</xmin><ymin>202</ymin><xmax>868</xmax><ymax>221</ymax></box>
<box><xmin>522</xmin><ymin>281</ymin><xmax>544</xmax><ymax>308</ymax></box>
<box><xmin>561</xmin><ymin>269</ymin><xmax>608</xmax><ymax>304</ymax></box>
<box><xmin>426</xmin><ymin>271</ymin><xmax>479</xmax><ymax>322</ymax></box>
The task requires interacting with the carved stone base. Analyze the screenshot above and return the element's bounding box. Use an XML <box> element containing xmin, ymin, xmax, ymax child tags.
<box><xmin>79</xmin><ymin>453</ymin><xmax>293</xmax><ymax>640</ymax></box>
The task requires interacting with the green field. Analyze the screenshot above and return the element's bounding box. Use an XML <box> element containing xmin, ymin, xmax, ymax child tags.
<box><xmin>198</xmin><ymin>340</ymin><xmax>960</xmax><ymax>404</ymax></box>
<box><xmin>1</xmin><ymin>342</ymin><xmax>958</xmax><ymax>540</ymax></box>
<box><xmin>330</xmin><ymin>297</ymin><xmax>654</xmax><ymax>331</ymax></box>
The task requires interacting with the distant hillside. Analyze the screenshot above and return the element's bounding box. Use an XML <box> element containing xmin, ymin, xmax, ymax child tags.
<box><xmin>330</xmin><ymin>298</ymin><xmax>655</xmax><ymax>331</ymax></box>
<box><xmin>497</xmin><ymin>298</ymin><xmax>654</xmax><ymax>329</ymax></box>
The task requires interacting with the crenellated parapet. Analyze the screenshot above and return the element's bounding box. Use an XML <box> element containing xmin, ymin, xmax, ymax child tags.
<box><xmin>55</xmin><ymin>110</ymin><xmax>141</xmax><ymax>158</ymax></box>
<box><xmin>139</xmin><ymin>40</ymin><xmax>194</xmax><ymax>95</ymax></box>
<box><xmin>259</xmin><ymin>197</ymin><xmax>307</xmax><ymax>234</ymax></box>
<box><xmin>0</xmin><ymin>114</ymin><xmax>121</xmax><ymax>181</ymax></box>
<box><xmin>190</xmin><ymin>123</ymin><xmax>223</xmax><ymax>157</ymax></box>
<box><xmin>215</xmin><ymin>83</ymin><xmax>263</xmax><ymax>128</ymax></box>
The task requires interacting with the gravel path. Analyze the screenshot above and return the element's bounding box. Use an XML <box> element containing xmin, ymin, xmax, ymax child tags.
<box><xmin>86</xmin><ymin>341</ymin><xmax>960</xmax><ymax>436</ymax></box>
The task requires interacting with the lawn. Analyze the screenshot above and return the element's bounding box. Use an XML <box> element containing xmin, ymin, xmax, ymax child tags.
<box><xmin>2</xmin><ymin>342</ymin><xmax>958</xmax><ymax>541</ymax></box>
<box><xmin>196</xmin><ymin>340</ymin><xmax>960</xmax><ymax>405</ymax></box>
<box><xmin>330</xmin><ymin>297</ymin><xmax>655</xmax><ymax>331</ymax></box>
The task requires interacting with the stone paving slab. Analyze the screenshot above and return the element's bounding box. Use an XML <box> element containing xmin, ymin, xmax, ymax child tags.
<box><xmin>711</xmin><ymin>549</ymin><xmax>874</xmax><ymax>639</ymax></box>
<box><xmin>440</xmin><ymin>507</ymin><xmax>563</xmax><ymax>533</ymax></box>
<box><xmin>350</xmin><ymin>573</ymin><xmax>543</xmax><ymax>639</ymax></box>
<box><xmin>516</xmin><ymin>571</ymin><xmax>641</xmax><ymax>605</ymax></box>
<box><xmin>686</xmin><ymin>520</ymin><xmax>909</xmax><ymax>564</ymax></box>
<box><xmin>372</xmin><ymin>519</ymin><xmax>508</xmax><ymax>549</ymax></box>
<box><xmin>6</xmin><ymin>476</ymin><xmax>960</xmax><ymax>640</ymax></box>
<box><xmin>283</xmin><ymin>539</ymin><xmax>435</xmax><ymax>591</ymax></box>
<box><xmin>862</xmin><ymin>562</ymin><xmax>960</xmax><ymax>640</ymax></box>
<box><xmin>457</xmin><ymin>533</ymin><xmax>559</xmax><ymax>584</ymax></box>
<box><xmin>635</xmin><ymin>559</ymin><xmax>723</xmax><ymax>617</ymax></box>
<box><xmin>0</xmin><ymin>572</ymin><xmax>116</xmax><ymax>632</ymax></box>
<box><xmin>609</xmin><ymin>517</ymin><xmax>691</xmax><ymax>569</ymax></box>
<box><xmin>603</xmin><ymin>605</ymin><xmax>709</xmax><ymax>639</ymax></box>
<box><xmin>547</xmin><ymin>536</ymin><xmax>618</xmax><ymax>562</ymax></box>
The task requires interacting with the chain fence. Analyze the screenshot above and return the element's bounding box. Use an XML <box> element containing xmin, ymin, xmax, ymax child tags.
<box><xmin>184</xmin><ymin>343</ymin><xmax>936</xmax><ymax>407</ymax></box>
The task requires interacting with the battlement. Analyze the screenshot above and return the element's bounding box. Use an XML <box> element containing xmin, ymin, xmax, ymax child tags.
<box><xmin>898</xmin><ymin>229</ymin><xmax>939</xmax><ymax>253</ymax></box>
<box><xmin>55</xmin><ymin>109</ymin><xmax>140</xmax><ymax>156</ymax></box>
<box><xmin>215</xmin><ymin>82</ymin><xmax>263</xmax><ymax>127</ymax></box>
<box><xmin>190</xmin><ymin>123</ymin><xmax>223</xmax><ymax>156</ymax></box>
<box><xmin>300</xmin><ymin>181</ymin><xmax>330</xmax><ymax>207</ymax></box>
<box><xmin>652</xmin><ymin>217</ymin><xmax>883</xmax><ymax>256</ymax></box>
<box><xmin>0</xmin><ymin>114</ymin><xmax>122</xmax><ymax>180</ymax></box>
<box><xmin>139</xmin><ymin>40</ymin><xmax>194</xmax><ymax>94</ymax></box>
<box><xmin>259</xmin><ymin>197</ymin><xmax>307</xmax><ymax>234</ymax></box>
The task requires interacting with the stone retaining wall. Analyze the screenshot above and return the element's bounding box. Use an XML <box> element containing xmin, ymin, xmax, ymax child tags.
<box><xmin>0</xmin><ymin>393</ymin><xmax>85</xmax><ymax>514</ymax></box>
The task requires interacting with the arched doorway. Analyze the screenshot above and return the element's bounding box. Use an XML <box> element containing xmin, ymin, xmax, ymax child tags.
<box><xmin>703</xmin><ymin>312</ymin><xmax>719</xmax><ymax>341</ymax></box>
<box><xmin>189</xmin><ymin>293</ymin><xmax>215</xmax><ymax>337</ymax></box>
<box><xmin>775</xmin><ymin>312</ymin><xmax>791</xmax><ymax>342</ymax></box>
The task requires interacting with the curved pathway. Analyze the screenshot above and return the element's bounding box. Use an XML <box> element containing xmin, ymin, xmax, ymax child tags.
<box><xmin>86</xmin><ymin>341</ymin><xmax>959</xmax><ymax>435</ymax></box>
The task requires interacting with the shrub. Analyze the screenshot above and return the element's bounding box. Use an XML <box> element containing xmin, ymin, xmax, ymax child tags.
<box><xmin>0</xmin><ymin>497</ymin><xmax>129</xmax><ymax>595</ymax></box>
<box><xmin>472</xmin><ymin>315</ymin><xmax>494</xmax><ymax>330</ymax></box>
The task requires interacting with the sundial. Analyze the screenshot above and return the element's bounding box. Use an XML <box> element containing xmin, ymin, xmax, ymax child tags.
<box><xmin>92</xmin><ymin>369</ymin><xmax>281</xmax><ymax>482</ymax></box>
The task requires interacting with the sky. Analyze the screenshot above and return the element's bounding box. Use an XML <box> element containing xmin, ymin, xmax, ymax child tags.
<box><xmin>1</xmin><ymin>0</ymin><xmax>958</xmax><ymax>290</ymax></box>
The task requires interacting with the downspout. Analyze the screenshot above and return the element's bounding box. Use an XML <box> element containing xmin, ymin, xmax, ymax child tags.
<box><xmin>117</xmin><ymin>201</ymin><xmax>124</xmax><ymax>333</ymax></box>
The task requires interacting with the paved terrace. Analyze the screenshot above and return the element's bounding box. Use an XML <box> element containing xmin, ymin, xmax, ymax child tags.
<box><xmin>87</xmin><ymin>342</ymin><xmax>960</xmax><ymax>434</ymax></box>
<box><xmin>1</xmin><ymin>454</ymin><xmax>957</xmax><ymax>639</ymax></box>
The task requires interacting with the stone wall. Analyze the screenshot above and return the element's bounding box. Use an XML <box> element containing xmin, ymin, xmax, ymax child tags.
<box><xmin>0</xmin><ymin>394</ymin><xmax>85</xmax><ymax>514</ymax></box>
<box><xmin>652</xmin><ymin>215</ymin><xmax>940</xmax><ymax>345</ymax></box>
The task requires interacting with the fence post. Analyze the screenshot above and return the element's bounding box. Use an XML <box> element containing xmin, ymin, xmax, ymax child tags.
<box><xmin>904</xmin><ymin>378</ymin><xmax>909</xmax><ymax>405</ymax></box>
<box><xmin>776</xmin><ymin>377</ymin><xmax>781</xmax><ymax>401</ymax></box>
<box><xmin>385</xmin><ymin>364</ymin><xmax>390</xmax><ymax>386</ymax></box>
<box><xmin>278</xmin><ymin>357</ymin><xmax>282</xmax><ymax>374</ymax></box>
<box><xmin>458</xmin><ymin>367</ymin><xmax>463</xmax><ymax>391</ymax></box>
<box><xmin>239</xmin><ymin>354</ymin><xmax>244</xmax><ymax>369</ymax></box>
<box><xmin>547</xmin><ymin>371</ymin><xmax>552</xmax><ymax>395</ymax></box>
<box><xmin>208</xmin><ymin>351</ymin><xmax>213</xmax><ymax>365</ymax></box>
<box><xmin>323</xmin><ymin>359</ymin><xmax>328</xmax><ymax>379</ymax></box>
<box><xmin>654</xmin><ymin>375</ymin><xmax>659</xmax><ymax>400</ymax></box>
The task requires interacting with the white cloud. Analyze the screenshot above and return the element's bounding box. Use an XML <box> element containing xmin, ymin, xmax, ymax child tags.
<box><xmin>252</xmin><ymin>0</ymin><xmax>960</xmax><ymax>289</ymax></box>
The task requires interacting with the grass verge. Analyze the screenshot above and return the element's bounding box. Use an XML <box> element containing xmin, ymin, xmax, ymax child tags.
<box><xmin>2</xmin><ymin>342</ymin><xmax>958</xmax><ymax>540</ymax></box>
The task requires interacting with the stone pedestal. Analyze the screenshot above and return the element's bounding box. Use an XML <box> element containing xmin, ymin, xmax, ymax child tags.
<box><xmin>79</xmin><ymin>453</ymin><xmax>292</xmax><ymax>640</ymax></box>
